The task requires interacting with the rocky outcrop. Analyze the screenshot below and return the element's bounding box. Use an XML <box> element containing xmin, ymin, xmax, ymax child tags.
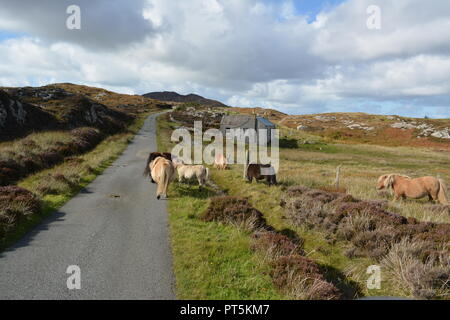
<box><xmin>391</xmin><ymin>121</ymin><xmax>450</xmax><ymax>139</ymax></box>
<box><xmin>1</xmin><ymin>86</ymin><xmax>135</xmax><ymax>140</ymax></box>
<box><xmin>391</xmin><ymin>122</ymin><xmax>417</xmax><ymax>130</ymax></box>
<box><xmin>431</xmin><ymin>130</ymin><xmax>450</xmax><ymax>139</ymax></box>
<box><xmin>54</xmin><ymin>95</ymin><xmax>134</xmax><ymax>134</ymax></box>
<box><xmin>345</xmin><ymin>122</ymin><xmax>375</xmax><ymax>131</ymax></box>
<box><xmin>0</xmin><ymin>90</ymin><xmax>58</xmax><ymax>139</ymax></box>
<box><xmin>314</xmin><ymin>115</ymin><xmax>336</xmax><ymax>122</ymax></box>
<box><xmin>5</xmin><ymin>86</ymin><xmax>74</xmax><ymax>101</ymax></box>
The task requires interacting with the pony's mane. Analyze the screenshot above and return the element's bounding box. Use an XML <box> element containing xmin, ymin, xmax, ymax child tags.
<box><xmin>388</xmin><ymin>174</ymin><xmax>411</xmax><ymax>179</ymax></box>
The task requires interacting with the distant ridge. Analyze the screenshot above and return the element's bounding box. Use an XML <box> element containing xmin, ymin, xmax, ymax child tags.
<box><xmin>143</xmin><ymin>91</ymin><xmax>227</xmax><ymax>107</ymax></box>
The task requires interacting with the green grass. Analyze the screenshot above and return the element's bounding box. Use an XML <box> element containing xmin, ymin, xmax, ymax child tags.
<box><xmin>157</xmin><ymin>114</ymin><xmax>285</xmax><ymax>299</ymax></box>
<box><xmin>168</xmin><ymin>183</ymin><xmax>283</xmax><ymax>299</ymax></box>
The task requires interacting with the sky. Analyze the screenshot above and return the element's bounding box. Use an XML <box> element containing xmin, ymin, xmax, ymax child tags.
<box><xmin>0</xmin><ymin>0</ymin><xmax>449</xmax><ymax>118</ymax></box>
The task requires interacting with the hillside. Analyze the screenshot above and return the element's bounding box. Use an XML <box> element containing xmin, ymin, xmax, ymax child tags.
<box><xmin>231</xmin><ymin>107</ymin><xmax>450</xmax><ymax>150</ymax></box>
<box><xmin>0</xmin><ymin>90</ymin><xmax>59</xmax><ymax>138</ymax></box>
<box><xmin>0</xmin><ymin>83</ymin><xmax>170</xmax><ymax>140</ymax></box>
<box><xmin>143</xmin><ymin>91</ymin><xmax>227</xmax><ymax>107</ymax></box>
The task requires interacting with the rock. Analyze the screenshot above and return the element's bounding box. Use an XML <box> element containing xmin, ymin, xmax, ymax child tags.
<box><xmin>297</xmin><ymin>125</ymin><xmax>310</xmax><ymax>131</ymax></box>
<box><xmin>0</xmin><ymin>90</ymin><xmax>59</xmax><ymax>139</ymax></box>
<box><xmin>391</xmin><ymin>122</ymin><xmax>417</xmax><ymax>130</ymax></box>
<box><xmin>347</xmin><ymin>123</ymin><xmax>375</xmax><ymax>131</ymax></box>
<box><xmin>431</xmin><ymin>129</ymin><xmax>450</xmax><ymax>139</ymax></box>
<box><xmin>314</xmin><ymin>115</ymin><xmax>336</xmax><ymax>122</ymax></box>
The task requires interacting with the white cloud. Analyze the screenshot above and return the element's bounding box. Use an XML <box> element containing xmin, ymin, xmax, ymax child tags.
<box><xmin>311</xmin><ymin>0</ymin><xmax>450</xmax><ymax>61</ymax></box>
<box><xmin>0</xmin><ymin>0</ymin><xmax>449</xmax><ymax>118</ymax></box>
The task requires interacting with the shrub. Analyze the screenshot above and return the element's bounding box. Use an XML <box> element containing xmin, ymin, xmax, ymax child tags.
<box><xmin>201</xmin><ymin>194</ymin><xmax>343</xmax><ymax>300</ymax></box>
<box><xmin>0</xmin><ymin>186</ymin><xmax>41</xmax><ymax>239</ymax></box>
<box><xmin>252</xmin><ymin>231</ymin><xmax>304</xmax><ymax>259</ymax></box>
<box><xmin>201</xmin><ymin>196</ymin><xmax>270</xmax><ymax>231</ymax></box>
<box><xmin>283</xmin><ymin>185</ymin><xmax>450</xmax><ymax>299</ymax></box>
<box><xmin>381</xmin><ymin>239</ymin><xmax>449</xmax><ymax>299</ymax></box>
<box><xmin>270</xmin><ymin>255</ymin><xmax>341</xmax><ymax>300</ymax></box>
<box><xmin>280</xmin><ymin>138</ymin><xmax>298</xmax><ymax>149</ymax></box>
<box><xmin>0</xmin><ymin>128</ymin><xmax>103</xmax><ymax>186</ymax></box>
<box><xmin>36</xmin><ymin>173</ymin><xmax>80</xmax><ymax>196</ymax></box>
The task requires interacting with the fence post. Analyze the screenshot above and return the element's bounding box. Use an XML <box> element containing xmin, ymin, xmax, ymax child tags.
<box><xmin>243</xmin><ymin>150</ymin><xmax>249</xmax><ymax>180</ymax></box>
<box><xmin>335</xmin><ymin>165</ymin><xmax>342</xmax><ymax>190</ymax></box>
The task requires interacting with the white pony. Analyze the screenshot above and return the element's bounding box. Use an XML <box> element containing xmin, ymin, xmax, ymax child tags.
<box><xmin>174</xmin><ymin>160</ymin><xmax>209</xmax><ymax>187</ymax></box>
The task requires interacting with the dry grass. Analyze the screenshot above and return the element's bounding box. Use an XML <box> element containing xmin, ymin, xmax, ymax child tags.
<box><xmin>278</xmin><ymin>143</ymin><xmax>450</xmax><ymax>224</ymax></box>
<box><xmin>211</xmin><ymin>162</ymin><xmax>446</xmax><ymax>299</ymax></box>
<box><xmin>0</xmin><ymin>128</ymin><xmax>103</xmax><ymax>186</ymax></box>
<box><xmin>0</xmin><ymin>186</ymin><xmax>41</xmax><ymax>243</ymax></box>
<box><xmin>381</xmin><ymin>239</ymin><xmax>449</xmax><ymax>299</ymax></box>
<box><xmin>283</xmin><ymin>185</ymin><xmax>449</xmax><ymax>299</ymax></box>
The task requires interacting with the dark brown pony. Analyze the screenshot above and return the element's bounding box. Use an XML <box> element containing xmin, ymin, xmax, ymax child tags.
<box><xmin>246</xmin><ymin>164</ymin><xmax>277</xmax><ymax>186</ymax></box>
<box><xmin>143</xmin><ymin>152</ymin><xmax>172</xmax><ymax>183</ymax></box>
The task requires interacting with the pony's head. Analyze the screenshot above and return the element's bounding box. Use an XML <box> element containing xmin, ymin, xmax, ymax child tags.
<box><xmin>377</xmin><ymin>174</ymin><xmax>396</xmax><ymax>190</ymax></box>
<box><xmin>172</xmin><ymin>157</ymin><xmax>185</xmax><ymax>168</ymax></box>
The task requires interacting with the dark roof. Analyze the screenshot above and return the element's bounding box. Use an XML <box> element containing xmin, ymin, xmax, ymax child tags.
<box><xmin>221</xmin><ymin>115</ymin><xmax>254</xmax><ymax>127</ymax></box>
<box><xmin>221</xmin><ymin>115</ymin><xmax>275</xmax><ymax>128</ymax></box>
<box><xmin>257</xmin><ymin>117</ymin><xmax>276</xmax><ymax>127</ymax></box>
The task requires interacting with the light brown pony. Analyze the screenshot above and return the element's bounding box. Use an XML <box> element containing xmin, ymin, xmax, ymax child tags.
<box><xmin>146</xmin><ymin>157</ymin><xmax>175</xmax><ymax>200</ymax></box>
<box><xmin>377</xmin><ymin>174</ymin><xmax>449</xmax><ymax>205</ymax></box>
<box><xmin>214</xmin><ymin>153</ymin><xmax>228</xmax><ymax>170</ymax></box>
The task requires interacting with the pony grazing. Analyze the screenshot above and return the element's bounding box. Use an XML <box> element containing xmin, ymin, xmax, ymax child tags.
<box><xmin>246</xmin><ymin>164</ymin><xmax>277</xmax><ymax>186</ymax></box>
<box><xmin>143</xmin><ymin>152</ymin><xmax>172</xmax><ymax>183</ymax></box>
<box><xmin>174</xmin><ymin>162</ymin><xmax>209</xmax><ymax>187</ymax></box>
<box><xmin>377</xmin><ymin>174</ymin><xmax>449</xmax><ymax>205</ymax></box>
<box><xmin>214</xmin><ymin>153</ymin><xmax>228</xmax><ymax>170</ymax></box>
<box><xmin>144</xmin><ymin>156</ymin><xmax>175</xmax><ymax>200</ymax></box>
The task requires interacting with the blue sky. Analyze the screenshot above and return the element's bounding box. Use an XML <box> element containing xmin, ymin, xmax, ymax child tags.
<box><xmin>0</xmin><ymin>31</ymin><xmax>24</xmax><ymax>42</ymax></box>
<box><xmin>0</xmin><ymin>0</ymin><xmax>449</xmax><ymax>119</ymax></box>
<box><xmin>265</xmin><ymin>0</ymin><xmax>345</xmax><ymax>20</ymax></box>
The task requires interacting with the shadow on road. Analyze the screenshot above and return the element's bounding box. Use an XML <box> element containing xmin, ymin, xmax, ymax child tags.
<box><xmin>0</xmin><ymin>210</ymin><xmax>68</xmax><ymax>258</ymax></box>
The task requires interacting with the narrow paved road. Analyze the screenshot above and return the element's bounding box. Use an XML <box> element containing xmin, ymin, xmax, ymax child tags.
<box><xmin>0</xmin><ymin>113</ymin><xmax>175</xmax><ymax>300</ymax></box>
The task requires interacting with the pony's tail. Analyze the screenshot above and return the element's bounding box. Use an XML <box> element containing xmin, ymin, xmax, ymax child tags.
<box><xmin>143</xmin><ymin>153</ymin><xmax>152</xmax><ymax>178</ymax></box>
<box><xmin>437</xmin><ymin>179</ymin><xmax>449</xmax><ymax>205</ymax></box>
<box><xmin>159</xmin><ymin>166</ymin><xmax>171</xmax><ymax>198</ymax></box>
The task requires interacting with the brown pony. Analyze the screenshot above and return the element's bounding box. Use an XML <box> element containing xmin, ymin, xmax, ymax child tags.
<box><xmin>246</xmin><ymin>164</ymin><xmax>277</xmax><ymax>186</ymax></box>
<box><xmin>145</xmin><ymin>157</ymin><xmax>175</xmax><ymax>200</ymax></box>
<box><xmin>143</xmin><ymin>152</ymin><xmax>172</xmax><ymax>183</ymax></box>
<box><xmin>377</xmin><ymin>174</ymin><xmax>449</xmax><ymax>205</ymax></box>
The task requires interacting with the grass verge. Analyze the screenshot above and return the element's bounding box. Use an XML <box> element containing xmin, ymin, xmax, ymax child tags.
<box><xmin>0</xmin><ymin>113</ymin><xmax>154</xmax><ymax>251</ymax></box>
<box><xmin>157</xmin><ymin>114</ymin><xmax>285</xmax><ymax>299</ymax></box>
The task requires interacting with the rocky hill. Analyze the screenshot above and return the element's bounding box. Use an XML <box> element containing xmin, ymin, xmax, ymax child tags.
<box><xmin>143</xmin><ymin>91</ymin><xmax>227</xmax><ymax>108</ymax></box>
<box><xmin>0</xmin><ymin>90</ymin><xmax>59</xmax><ymax>139</ymax></box>
<box><xmin>0</xmin><ymin>84</ymin><xmax>170</xmax><ymax>141</ymax></box>
<box><xmin>232</xmin><ymin>107</ymin><xmax>450</xmax><ymax>150</ymax></box>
